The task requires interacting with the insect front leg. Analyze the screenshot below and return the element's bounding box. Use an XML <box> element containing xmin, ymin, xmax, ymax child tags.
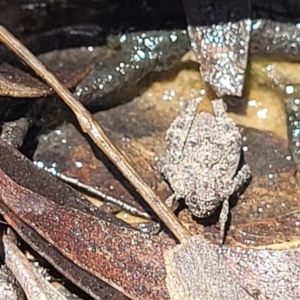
<box><xmin>232</xmin><ymin>164</ymin><xmax>251</xmax><ymax>193</ymax></box>
<box><xmin>165</xmin><ymin>193</ymin><xmax>177</xmax><ymax>207</ymax></box>
<box><xmin>211</xmin><ymin>98</ymin><xmax>228</xmax><ymax>118</ymax></box>
<box><xmin>165</xmin><ymin>193</ymin><xmax>181</xmax><ymax>212</ymax></box>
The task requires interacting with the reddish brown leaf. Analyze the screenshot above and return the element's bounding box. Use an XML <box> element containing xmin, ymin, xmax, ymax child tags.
<box><xmin>33</xmin><ymin>123</ymin><xmax>148</xmax><ymax>215</ymax></box>
<box><xmin>0</xmin><ymin>63</ymin><xmax>49</xmax><ymax>97</ymax></box>
<box><xmin>0</xmin><ymin>47</ymin><xmax>114</xmax><ymax>98</ymax></box>
<box><xmin>227</xmin><ymin>173</ymin><xmax>300</xmax><ymax>246</ymax></box>
<box><xmin>0</xmin><ymin>143</ymin><xmax>175</xmax><ymax>299</ymax></box>
<box><xmin>0</xmin><ymin>206</ymin><xmax>127</xmax><ymax>300</ymax></box>
<box><xmin>0</xmin><ymin>139</ymin><xmax>132</xmax><ymax>299</ymax></box>
<box><xmin>241</xmin><ymin>127</ymin><xmax>295</xmax><ymax>177</ymax></box>
<box><xmin>0</xmin><ymin>138</ymin><xmax>128</xmax><ymax>226</ymax></box>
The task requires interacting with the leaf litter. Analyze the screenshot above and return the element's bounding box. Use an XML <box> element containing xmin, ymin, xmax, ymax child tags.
<box><xmin>0</xmin><ymin>23</ymin><xmax>299</xmax><ymax>300</ymax></box>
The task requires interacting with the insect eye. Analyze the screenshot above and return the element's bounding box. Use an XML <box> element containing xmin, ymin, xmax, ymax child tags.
<box><xmin>189</xmin><ymin>191</ymin><xmax>198</xmax><ymax>204</ymax></box>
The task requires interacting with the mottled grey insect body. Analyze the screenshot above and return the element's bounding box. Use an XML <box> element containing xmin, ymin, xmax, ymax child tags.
<box><xmin>161</xmin><ymin>98</ymin><xmax>250</xmax><ymax>244</ymax></box>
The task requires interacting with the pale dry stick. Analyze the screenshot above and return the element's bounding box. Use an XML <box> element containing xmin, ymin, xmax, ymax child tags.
<box><xmin>3</xmin><ymin>230</ymin><xmax>68</xmax><ymax>300</ymax></box>
<box><xmin>0</xmin><ymin>26</ymin><xmax>191</xmax><ymax>243</ymax></box>
<box><xmin>56</xmin><ymin>172</ymin><xmax>152</xmax><ymax>219</ymax></box>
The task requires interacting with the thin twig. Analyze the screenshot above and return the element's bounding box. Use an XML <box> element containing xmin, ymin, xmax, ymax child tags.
<box><xmin>0</xmin><ymin>26</ymin><xmax>191</xmax><ymax>243</ymax></box>
<box><xmin>56</xmin><ymin>172</ymin><xmax>152</xmax><ymax>219</ymax></box>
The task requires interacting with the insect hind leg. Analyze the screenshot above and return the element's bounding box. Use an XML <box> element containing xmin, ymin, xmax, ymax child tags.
<box><xmin>219</xmin><ymin>198</ymin><xmax>229</xmax><ymax>245</ymax></box>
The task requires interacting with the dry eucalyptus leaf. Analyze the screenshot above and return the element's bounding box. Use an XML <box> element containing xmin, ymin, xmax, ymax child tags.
<box><xmin>228</xmin><ymin>173</ymin><xmax>300</xmax><ymax>247</ymax></box>
<box><xmin>33</xmin><ymin>122</ymin><xmax>149</xmax><ymax>218</ymax></box>
<box><xmin>0</xmin><ymin>139</ymin><xmax>131</xmax><ymax>300</ymax></box>
<box><xmin>1</xmin><ymin>209</ymin><xmax>129</xmax><ymax>300</ymax></box>
<box><xmin>0</xmin><ymin>63</ymin><xmax>49</xmax><ymax>97</ymax></box>
<box><xmin>0</xmin><ymin>47</ymin><xmax>113</xmax><ymax>98</ymax></box>
<box><xmin>241</xmin><ymin>127</ymin><xmax>294</xmax><ymax>177</ymax></box>
<box><xmin>164</xmin><ymin>234</ymin><xmax>300</xmax><ymax>300</ymax></box>
<box><xmin>164</xmin><ymin>235</ymin><xmax>250</xmax><ymax>300</ymax></box>
<box><xmin>39</xmin><ymin>47</ymin><xmax>114</xmax><ymax>88</ymax></box>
